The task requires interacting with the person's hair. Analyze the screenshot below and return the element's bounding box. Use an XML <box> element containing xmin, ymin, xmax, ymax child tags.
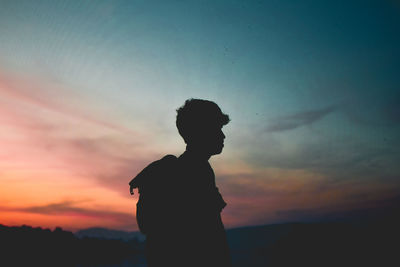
<box><xmin>176</xmin><ymin>99</ymin><xmax>230</xmax><ymax>143</ymax></box>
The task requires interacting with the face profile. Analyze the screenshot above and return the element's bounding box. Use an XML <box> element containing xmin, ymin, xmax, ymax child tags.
<box><xmin>199</xmin><ymin>124</ymin><xmax>226</xmax><ymax>156</ymax></box>
<box><xmin>176</xmin><ymin>99</ymin><xmax>230</xmax><ymax>158</ymax></box>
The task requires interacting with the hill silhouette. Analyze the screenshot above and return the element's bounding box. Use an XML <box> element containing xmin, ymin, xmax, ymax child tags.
<box><xmin>75</xmin><ymin>227</ymin><xmax>145</xmax><ymax>242</ymax></box>
<box><xmin>1</xmin><ymin>212</ymin><xmax>399</xmax><ymax>267</ymax></box>
<box><xmin>0</xmin><ymin>224</ymin><xmax>144</xmax><ymax>267</ymax></box>
<box><xmin>228</xmin><ymin>221</ymin><xmax>399</xmax><ymax>267</ymax></box>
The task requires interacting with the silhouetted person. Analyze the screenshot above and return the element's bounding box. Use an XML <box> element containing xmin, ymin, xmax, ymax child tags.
<box><xmin>129</xmin><ymin>99</ymin><xmax>231</xmax><ymax>267</ymax></box>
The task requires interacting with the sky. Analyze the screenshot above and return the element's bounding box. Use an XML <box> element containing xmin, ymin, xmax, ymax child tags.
<box><xmin>0</xmin><ymin>0</ymin><xmax>399</xmax><ymax>232</ymax></box>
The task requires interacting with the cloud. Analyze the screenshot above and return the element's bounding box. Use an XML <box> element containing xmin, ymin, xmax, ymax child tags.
<box><xmin>216</xmin><ymin>163</ymin><xmax>400</xmax><ymax>227</ymax></box>
<box><xmin>265</xmin><ymin>106</ymin><xmax>336</xmax><ymax>132</ymax></box>
<box><xmin>384</xmin><ymin>101</ymin><xmax>400</xmax><ymax>124</ymax></box>
<box><xmin>42</xmin><ymin>135</ymin><xmax>156</xmax><ymax>196</ymax></box>
<box><xmin>337</xmin><ymin>91</ymin><xmax>400</xmax><ymax>128</ymax></box>
<box><xmin>0</xmin><ymin>70</ymin><xmax>159</xmax><ymax>197</ymax></box>
<box><xmin>1</xmin><ymin>201</ymin><xmax>134</xmax><ymax>223</ymax></box>
<box><xmin>275</xmin><ymin>193</ymin><xmax>400</xmax><ymax>222</ymax></box>
<box><xmin>0</xmin><ymin>70</ymin><xmax>136</xmax><ymax>134</ymax></box>
<box><xmin>244</xmin><ymin>133</ymin><xmax>400</xmax><ymax>182</ymax></box>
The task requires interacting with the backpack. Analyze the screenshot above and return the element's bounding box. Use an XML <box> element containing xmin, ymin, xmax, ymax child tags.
<box><xmin>129</xmin><ymin>155</ymin><xmax>178</xmax><ymax>234</ymax></box>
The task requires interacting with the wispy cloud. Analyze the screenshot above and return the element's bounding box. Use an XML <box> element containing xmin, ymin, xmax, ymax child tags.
<box><xmin>0</xmin><ymin>201</ymin><xmax>134</xmax><ymax>223</ymax></box>
<box><xmin>266</xmin><ymin>106</ymin><xmax>336</xmax><ymax>132</ymax></box>
<box><xmin>342</xmin><ymin>97</ymin><xmax>400</xmax><ymax>127</ymax></box>
<box><xmin>244</xmin><ymin>133</ymin><xmax>400</xmax><ymax>181</ymax></box>
<box><xmin>218</xmin><ymin>166</ymin><xmax>400</xmax><ymax>227</ymax></box>
<box><xmin>0</xmin><ymin>70</ymin><xmax>157</xmax><ymax>197</ymax></box>
<box><xmin>0</xmin><ymin>70</ymin><xmax>136</xmax><ymax>134</ymax></box>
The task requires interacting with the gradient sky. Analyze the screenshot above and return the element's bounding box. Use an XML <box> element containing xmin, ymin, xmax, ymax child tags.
<box><xmin>1</xmin><ymin>0</ymin><xmax>399</xmax><ymax>232</ymax></box>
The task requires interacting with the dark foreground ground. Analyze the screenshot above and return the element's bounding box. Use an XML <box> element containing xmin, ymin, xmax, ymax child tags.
<box><xmin>1</xmin><ymin>211</ymin><xmax>399</xmax><ymax>267</ymax></box>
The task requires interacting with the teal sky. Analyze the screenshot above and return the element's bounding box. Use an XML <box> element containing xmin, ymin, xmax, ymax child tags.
<box><xmin>0</xmin><ymin>0</ymin><xmax>399</xmax><ymax>230</ymax></box>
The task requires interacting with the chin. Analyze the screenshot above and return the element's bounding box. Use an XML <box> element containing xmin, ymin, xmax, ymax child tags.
<box><xmin>212</xmin><ymin>146</ymin><xmax>224</xmax><ymax>155</ymax></box>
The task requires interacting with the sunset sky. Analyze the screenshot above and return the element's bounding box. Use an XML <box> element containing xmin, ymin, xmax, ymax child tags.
<box><xmin>1</xmin><ymin>0</ymin><xmax>399</xmax><ymax>232</ymax></box>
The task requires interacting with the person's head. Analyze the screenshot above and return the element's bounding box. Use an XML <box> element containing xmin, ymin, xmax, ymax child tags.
<box><xmin>176</xmin><ymin>99</ymin><xmax>230</xmax><ymax>156</ymax></box>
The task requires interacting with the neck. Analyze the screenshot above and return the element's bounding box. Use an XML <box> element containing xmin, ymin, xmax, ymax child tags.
<box><xmin>185</xmin><ymin>145</ymin><xmax>211</xmax><ymax>161</ymax></box>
